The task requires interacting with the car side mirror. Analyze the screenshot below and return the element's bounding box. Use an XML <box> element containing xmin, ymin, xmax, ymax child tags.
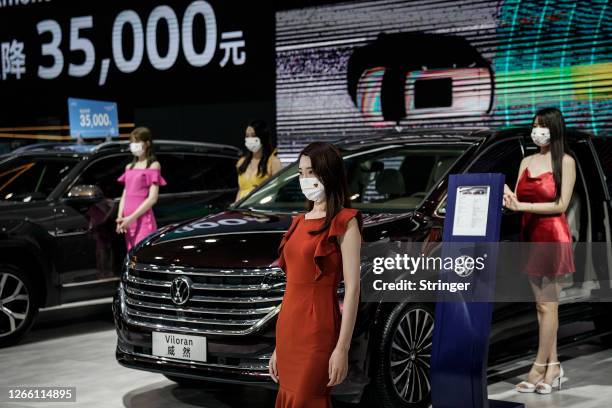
<box><xmin>64</xmin><ymin>184</ymin><xmax>104</xmax><ymax>204</ymax></box>
<box><xmin>434</xmin><ymin>198</ymin><xmax>447</xmax><ymax>217</ymax></box>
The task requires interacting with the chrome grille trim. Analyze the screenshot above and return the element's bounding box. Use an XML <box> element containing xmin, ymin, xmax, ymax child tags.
<box><xmin>126</xmin><ymin>275</ymin><xmax>171</xmax><ymax>288</ymax></box>
<box><xmin>125</xmin><ymin>306</ymin><xmax>260</xmax><ymax>326</ymax></box>
<box><xmin>125</xmin><ymin>297</ymin><xmax>277</xmax><ymax>316</ymax></box>
<box><xmin>127</xmin><ymin>274</ymin><xmax>283</xmax><ymax>291</ymax></box>
<box><xmin>122</xmin><ymin>263</ymin><xmax>285</xmax><ymax>335</ymax></box>
<box><xmin>125</xmin><ymin>286</ymin><xmax>172</xmax><ymax>300</ymax></box>
<box><xmin>121</xmin><ymin>304</ymin><xmax>281</xmax><ymax>336</ymax></box>
<box><xmin>125</xmin><ymin>285</ymin><xmax>282</xmax><ymax>304</ymax></box>
<box><xmin>130</xmin><ymin>262</ymin><xmax>284</xmax><ymax>277</ymax></box>
<box><xmin>191</xmin><ymin>282</ymin><xmax>285</xmax><ymax>291</ymax></box>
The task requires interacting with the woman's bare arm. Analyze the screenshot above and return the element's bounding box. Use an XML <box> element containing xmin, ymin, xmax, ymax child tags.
<box><xmin>234</xmin><ymin>157</ymin><xmax>244</xmax><ymax>203</ymax></box>
<box><xmin>270</xmin><ymin>155</ymin><xmax>283</xmax><ymax>175</ymax></box>
<box><xmin>335</xmin><ymin>217</ymin><xmax>361</xmax><ymax>352</ymax></box>
<box><xmin>117</xmin><ymin>188</ymin><xmax>126</xmax><ymax>218</ymax></box>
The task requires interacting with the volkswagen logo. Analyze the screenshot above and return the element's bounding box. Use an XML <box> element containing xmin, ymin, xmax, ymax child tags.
<box><xmin>170</xmin><ymin>276</ymin><xmax>192</xmax><ymax>305</ymax></box>
<box><xmin>454</xmin><ymin>255</ymin><xmax>474</xmax><ymax>278</ymax></box>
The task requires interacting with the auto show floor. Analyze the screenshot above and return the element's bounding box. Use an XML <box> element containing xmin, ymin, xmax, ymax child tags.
<box><xmin>1</xmin><ymin>303</ymin><xmax>611</xmax><ymax>408</ymax></box>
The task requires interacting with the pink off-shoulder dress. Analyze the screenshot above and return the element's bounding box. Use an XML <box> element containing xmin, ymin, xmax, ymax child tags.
<box><xmin>117</xmin><ymin>167</ymin><xmax>167</xmax><ymax>250</ymax></box>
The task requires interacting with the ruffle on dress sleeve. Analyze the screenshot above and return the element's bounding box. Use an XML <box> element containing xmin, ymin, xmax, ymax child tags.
<box><xmin>277</xmin><ymin>213</ymin><xmax>304</xmax><ymax>272</ymax></box>
<box><xmin>144</xmin><ymin>169</ymin><xmax>168</xmax><ymax>187</ymax></box>
<box><xmin>313</xmin><ymin>207</ymin><xmax>363</xmax><ymax>280</ymax></box>
<box><xmin>117</xmin><ymin>171</ymin><xmax>126</xmax><ymax>184</ymax></box>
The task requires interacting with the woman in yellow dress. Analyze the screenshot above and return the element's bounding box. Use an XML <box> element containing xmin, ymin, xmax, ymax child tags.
<box><xmin>234</xmin><ymin>120</ymin><xmax>283</xmax><ymax>203</ymax></box>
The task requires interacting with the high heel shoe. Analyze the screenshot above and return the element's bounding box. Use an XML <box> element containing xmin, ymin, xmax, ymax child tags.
<box><xmin>536</xmin><ymin>362</ymin><xmax>565</xmax><ymax>394</ymax></box>
<box><xmin>516</xmin><ymin>361</ymin><xmax>547</xmax><ymax>393</ymax></box>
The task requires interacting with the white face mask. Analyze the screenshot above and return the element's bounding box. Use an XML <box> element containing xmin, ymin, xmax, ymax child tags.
<box><xmin>299</xmin><ymin>177</ymin><xmax>326</xmax><ymax>202</ymax></box>
<box><xmin>245</xmin><ymin>137</ymin><xmax>261</xmax><ymax>152</ymax></box>
<box><xmin>531</xmin><ymin>127</ymin><xmax>551</xmax><ymax>146</ymax></box>
<box><xmin>129</xmin><ymin>142</ymin><xmax>144</xmax><ymax>156</ymax></box>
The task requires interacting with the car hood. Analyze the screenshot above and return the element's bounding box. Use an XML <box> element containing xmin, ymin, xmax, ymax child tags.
<box><xmin>132</xmin><ymin>209</ymin><xmax>413</xmax><ymax>268</ymax></box>
<box><xmin>133</xmin><ymin>209</ymin><xmax>296</xmax><ymax>268</ymax></box>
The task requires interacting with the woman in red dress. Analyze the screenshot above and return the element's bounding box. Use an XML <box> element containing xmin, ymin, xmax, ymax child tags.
<box><xmin>503</xmin><ymin>107</ymin><xmax>576</xmax><ymax>395</ymax></box>
<box><xmin>270</xmin><ymin>142</ymin><xmax>363</xmax><ymax>408</ymax></box>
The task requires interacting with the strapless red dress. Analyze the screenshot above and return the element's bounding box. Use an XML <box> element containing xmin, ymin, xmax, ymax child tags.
<box><xmin>515</xmin><ymin>167</ymin><xmax>575</xmax><ymax>277</ymax></box>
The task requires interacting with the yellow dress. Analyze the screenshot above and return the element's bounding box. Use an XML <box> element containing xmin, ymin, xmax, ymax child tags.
<box><xmin>237</xmin><ymin>148</ymin><xmax>278</xmax><ymax>200</ymax></box>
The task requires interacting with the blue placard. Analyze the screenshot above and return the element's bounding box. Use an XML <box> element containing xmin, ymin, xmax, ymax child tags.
<box><xmin>68</xmin><ymin>98</ymin><xmax>119</xmax><ymax>139</ymax></box>
<box><xmin>431</xmin><ymin>173</ymin><xmax>524</xmax><ymax>408</ymax></box>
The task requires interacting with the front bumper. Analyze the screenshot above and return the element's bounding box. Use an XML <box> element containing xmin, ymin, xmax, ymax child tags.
<box><xmin>115</xmin><ymin>346</ymin><xmax>276</xmax><ymax>387</ymax></box>
<box><xmin>113</xmin><ymin>283</ymin><xmax>276</xmax><ymax>385</ymax></box>
<box><xmin>112</xmin><ymin>284</ymin><xmax>370</xmax><ymax>402</ymax></box>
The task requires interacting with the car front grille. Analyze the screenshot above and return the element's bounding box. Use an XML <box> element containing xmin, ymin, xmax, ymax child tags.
<box><xmin>122</xmin><ymin>261</ymin><xmax>285</xmax><ymax>335</ymax></box>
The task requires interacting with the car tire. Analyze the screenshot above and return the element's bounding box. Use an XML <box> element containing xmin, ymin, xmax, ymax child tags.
<box><xmin>367</xmin><ymin>303</ymin><xmax>434</xmax><ymax>408</ymax></box>
<box><xmin>0</xmin><ymin>265</ymin><xmax>38</xmax><ymax>348</ymax></box>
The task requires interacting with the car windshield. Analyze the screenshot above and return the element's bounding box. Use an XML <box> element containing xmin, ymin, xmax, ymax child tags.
<box><xmin>236</xmin><ymin>144</ymin><xmax>467</xmax><ymax>213</ymax></box>
<box><xmin>0</xmin><ymin>156</ymin><xmax>78</xmax><ymax>202</ymax></box>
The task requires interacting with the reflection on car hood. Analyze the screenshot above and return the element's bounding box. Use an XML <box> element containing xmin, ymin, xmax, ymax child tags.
<box><xmin>132</xmin><ymin>209</ymin><xmax>412</xmax><ymax>268</ymax></box>
<box><xmin>133</xmin><ymin>210</ymin><xmax>294</xmax><ymax>268</ymax></box>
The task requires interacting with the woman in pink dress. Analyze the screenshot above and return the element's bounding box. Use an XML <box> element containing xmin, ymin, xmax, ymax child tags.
<box><xmin>116</xmin><ymin>127</ymin><xmax>167</xmax><ymax>250</ymax></box>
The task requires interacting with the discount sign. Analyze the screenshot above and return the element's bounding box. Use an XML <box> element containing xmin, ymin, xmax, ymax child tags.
<box><xmin>0</xmin><ymin>1</ymin><xmax>247</xmax><ymax>86</ymax></box>
<box><xmin>68</xmin><ymin>97</ymin><xmax>118</xmax><ymax>138</ymax></box>
<box><xmin>0</xmin><ymin>1</ymin><xmax>274</xmax><ymax>127</ymax></box>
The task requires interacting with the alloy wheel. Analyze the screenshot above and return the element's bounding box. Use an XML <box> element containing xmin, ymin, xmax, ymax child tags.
<box><xmin>389</xmin><ymin>307</ymin><xmax>434</xmax><ymax>404</ymax></box>
<box><xmin>0</xmin><ymin>272</ymin><xmax>30</xmax><ymax>338</ymax></box>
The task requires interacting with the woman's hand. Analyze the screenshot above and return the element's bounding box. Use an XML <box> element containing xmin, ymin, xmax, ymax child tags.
<box><xmin>327</xmin><ymin>346</ymin><xmax>348</xmax><ymax>386</ymax></box>
<box><xmin>117</xmin><ymin>216</ymin><xmax>133</xmax><ymax>233</ymax></box>
<box><xmin>503</xmin><ymin>192</ymin><xmax>522</xmax><ymax>211</ymax></box>
<box><xmin>269</xmin><ymin>348</ymin><xmax>279</xmax><ymax>383</ymax></box>
<box><xmin>115</xmin><ymin>217</ymin><xmax>124</xmax><ymax>234</ymax></box>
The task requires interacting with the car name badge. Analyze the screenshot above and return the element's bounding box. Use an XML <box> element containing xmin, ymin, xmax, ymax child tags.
<box><xmin>152</xmin><ymin>332</ymin><xmax>207</xmax><ymax>362</ymax></box>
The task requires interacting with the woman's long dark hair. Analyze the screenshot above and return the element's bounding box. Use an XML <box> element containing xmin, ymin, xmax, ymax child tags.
<box><xmin>129</xmin><ymin>127</ymin><xmax>157</xmax><ymax>169</ymax></box>
<box><xmin>238</xmin><ymin>120</ymin><xmax>274</xmax><ymax>176</ymax></box>
<box><xmin>299</xmin><ymin>142</ymin><xmax>351</xmax><ymax>235</ymax></box>
<box><xmin>533</xmin><ymin>107</ymin><xmax>566</xmax><ymax>202</ymax></box>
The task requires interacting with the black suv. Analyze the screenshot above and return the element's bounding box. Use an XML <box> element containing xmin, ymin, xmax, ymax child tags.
<box><xmin>0</xmin><ymin>140</ymin><xmax>241</xmax><ymax>347</ymax></box>
<box><xmin>113</xmin><ymin>128</ymin><xmax>612</xmax><ymax>408</ymax></box>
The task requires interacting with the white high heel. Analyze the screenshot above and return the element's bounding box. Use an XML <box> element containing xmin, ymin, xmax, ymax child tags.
<box><xmin>536</xmin><ymin>362</ymin><xmax>565</xmax><ymax>394</ymax></box>
<box><xmin>516</xmin><ymin>361</ymin><xmax>547</xmax><ymax>393</ymax></box>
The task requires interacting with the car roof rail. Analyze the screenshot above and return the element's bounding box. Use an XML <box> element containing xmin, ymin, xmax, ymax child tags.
<box><xmin>332</xmin><ymin>126</ymin><xmax>492</xmax><ymax>146</ymax></box>
<box><xmin>92</xmin><ymin>139</ymin><xmax>242</xmax><ymax>155</ymax></box>
<box><xmin>10</xmin><ymin>142</ymin><xmax>68</xmax><ymax>154</ymax></box>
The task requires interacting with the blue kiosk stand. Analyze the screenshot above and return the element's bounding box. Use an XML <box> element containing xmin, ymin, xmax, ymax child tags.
<box><xmin>430</xmin><ymin>173</ymin><xmax>524</xmax><ymax>408</ymax></box>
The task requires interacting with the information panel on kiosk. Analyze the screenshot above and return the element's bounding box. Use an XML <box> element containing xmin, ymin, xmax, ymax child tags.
<box><xmin>68</xmin><ymin>98</ymin><xmax>119</xmax><ymax>139</ymax></box>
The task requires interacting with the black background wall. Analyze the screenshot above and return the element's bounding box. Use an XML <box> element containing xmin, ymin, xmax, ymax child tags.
<box><xmin>0</xmin><ymin>0</ymin><xmax>277</xmax><ymax>149</ymax></box>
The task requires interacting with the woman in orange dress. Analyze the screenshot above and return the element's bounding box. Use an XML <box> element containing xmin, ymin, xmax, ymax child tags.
<box><xmin>270</xmin><ymin>142</ymin><xmax>363</xmax><ymax>408</ymax></box>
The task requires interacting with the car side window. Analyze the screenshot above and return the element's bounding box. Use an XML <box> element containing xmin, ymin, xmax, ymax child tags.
<box><xmin>0</xmin><ymin>157</ymin><xmax>76</xmax><ymax>202</ymax></box>
<box><xmin>435</xmin><ymin>139</ymin><xmax>523</xmax><ymax>217</ymax></box>
<box><xmin>157</xmin><ymin>153</ymin><xmax>237</xmax><ymax>194</ymax></box>
<box><xmin>469</xmin><ymin>139</ymin><xmax>524</xmax><ymax>185</ymax></box>
<box><xmin>72</xmin><ymin>154</ymin><xmax>132</xmax><ymax>199</ymax></box>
